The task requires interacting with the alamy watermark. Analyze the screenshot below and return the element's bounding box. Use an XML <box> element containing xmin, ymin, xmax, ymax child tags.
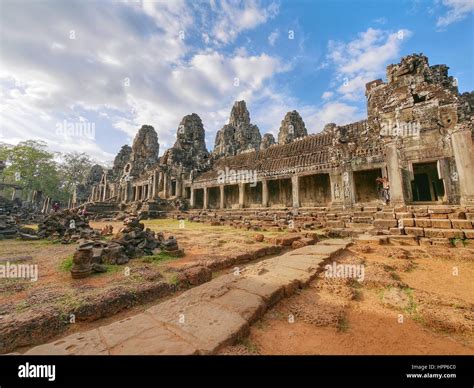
<box><xmin>0</xmin><ymin>261</ymin><xmax>38</xmax><ymax>282</ymax></box>
<box><xmin>217</xmin><ymin>167</ymin><xmax>257</xmax><ymax>187</ymax></box>
<box><xmin>380</xmin><ymin>120</ymin><xmax>421</xmax><ymax>138</ymax></box>
<box><xmin>55</xmin><ymin>120</ymin><xmax>96</xmax><ymax>140</ymax></box>
<box><xmin>324</xmin><ymin>261</ymin><xmax>365</xmax><ymax>282</ymax></box>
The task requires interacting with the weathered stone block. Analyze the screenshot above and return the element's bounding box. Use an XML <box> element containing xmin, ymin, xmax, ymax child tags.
<box><xmin>415</xmin><ymin>218</ymin><xmax>432</xmax><ymax>228</ymax></box>
<box><xmin>400</xmin><ymin>218</ymin><xmax>415</xmax><ymax>227</ymax></box>
<box><xmin>463</xmin><ymin>229</ymin><xmax>474</xmax><ymax>239</ymax></box>
<box><xmin>389</xmin><ymin>228</ymin><xmax>404</xmax><ymax>235</ymax></box>
<box><xmin>374</xmin><ymin>219</ymin><xmax>397</xmax><ymax>229</ymax></box>
<box><xmin>429</xmin><ymin>213</ymin><xmax>448</xmax><ymax>219</ymax></box>
<box><xmin>375</xmin><ymin>212</ymin><xmax>395</xmax><ymax>220</ymax></box>
<box><xmin>388</xmin><ymin>235</ymin><xmax>419</xmax><ymax>246</ymax></box>
<box><xmin>431</xmin><ymin>219</ymin><xmax>452</xmax><ymax>229</ymax></box>
<box><xmin>404</xmin><ymin>227</ymin><xmax>424</xmax><ymax>237</ymax></box>
<box><xmin>327</xmin><ymin>220</ymin><xmax>345</xmax><ymax>228</ymax></box>
<box><xmin>425</xmin><ymin>228</ymin><xmax>464</xmax><ymax>239</ymax></box>
<box><xmin>451</xmin><ymin>219</ymin><xmax>473</xmax><ymax>229</ymax></box>
<box><xmin>430</xmin><ymin>238</ymin><xmax>452</xmax><ymax>248</ymax></box>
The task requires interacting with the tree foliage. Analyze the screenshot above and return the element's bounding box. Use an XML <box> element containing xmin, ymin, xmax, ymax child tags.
<box><xmin>0</xmin><ymin>141</ymin><xmax>96</xmax><ymax>203</ymax></box>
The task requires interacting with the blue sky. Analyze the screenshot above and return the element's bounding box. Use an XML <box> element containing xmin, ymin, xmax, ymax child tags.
<box><xmin>0</xmin><ymin>0</ymin><xmax>473</xmax><ymax>164</ymax></box>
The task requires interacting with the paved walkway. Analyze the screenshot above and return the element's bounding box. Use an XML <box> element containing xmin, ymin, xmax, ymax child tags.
<box><xmin>25</xmin><ymin>239</ymin><xmax>351</xmax><ymax>355</ymax></box>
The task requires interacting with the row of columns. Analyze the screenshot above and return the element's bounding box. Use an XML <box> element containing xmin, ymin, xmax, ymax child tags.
<box><xmin>190</xmin><ymin>174</ymin><xmax>336</xmax><ymax>210</ymax></box>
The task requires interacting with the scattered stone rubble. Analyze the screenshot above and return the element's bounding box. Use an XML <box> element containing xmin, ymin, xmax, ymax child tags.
<box><xmin>70</xmin><ymin>217</ymin><xmax>183</xmax><ymax>278</ymax></box>
<box><xmin>37</xmin><ymin>211</ymin><xmax>99</xmax><ymax>243</ymax></box>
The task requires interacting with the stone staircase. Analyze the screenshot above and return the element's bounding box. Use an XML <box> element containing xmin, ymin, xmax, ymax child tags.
<box><xmin>371</xmin><ymin>205</ymin><xmax>474</xmax><ymax>247</ymax></box>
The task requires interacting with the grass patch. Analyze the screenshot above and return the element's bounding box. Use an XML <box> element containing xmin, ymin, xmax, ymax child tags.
<box><xmin>55</xmin><ymin>292</ymin><xmax>84</xmax><ymax>314</ymax></box>
<box><xmin>15</xmin><ymin>300</ymin><xmax>30</xmax><ymax>313</ymax></box>
<box><xmin>169</xmin><ymin>274</ymin><xmax>180</xmax><ymax>285</ymax></box>
<box><xmin>450</xmin><ymin>237</ymin><xmax>467</xmax><ymax>247</ymax></box>
<box><xmin>141</xmin><ymin>251</ymin><xmax>176</xmax><ymax>264</ymax></box>
<box><xmin>239</xmin><ymin>337</ymin><xmax>259</xmax><ymax>354</ymax></box>
<box><xmin>337</xmin><ymin>316</ymin><xmax>350</xmax><ymax>332</ymax></box>
<box><xmin>59</xmin><ymin>255</ymin><xmax>74</xmax><ymax>272</ymax></box>
<box><xmin>402</xmin><ymin>287</ymin><xmax>417</xmax><ymax>314</ymax></box>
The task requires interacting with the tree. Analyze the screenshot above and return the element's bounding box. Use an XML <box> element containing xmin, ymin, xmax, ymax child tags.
<box><xmin>0</xmin><ymin>140</ymin><xmax>65</xmax><ymax>201</ymax></box>
<box><xmin>59</xmin><ymin>152</ymin><xmax>93</xmax><ymax>195</ymax></box>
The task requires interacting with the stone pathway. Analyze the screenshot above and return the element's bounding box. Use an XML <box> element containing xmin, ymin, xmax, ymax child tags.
<box><xmin>25</xmin><ymin>239</ymin><xmax>351</xmax><ymax>355</ymax></box>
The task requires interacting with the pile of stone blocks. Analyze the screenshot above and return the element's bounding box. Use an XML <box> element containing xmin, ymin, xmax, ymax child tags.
<box><xmin>37</xmin><ymin>210</ymin><xmax>99</xmax><ymax>243</ymax></box>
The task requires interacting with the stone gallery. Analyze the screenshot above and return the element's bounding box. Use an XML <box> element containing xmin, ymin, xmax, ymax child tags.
<box><xmin>83</xmin><ymin>54</ymin><xmax>473</xmax><ymax>212</ymax></box>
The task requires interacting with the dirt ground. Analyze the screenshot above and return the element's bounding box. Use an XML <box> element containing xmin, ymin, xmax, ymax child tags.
<box><xmin>0</xmin><ymin>219</ymin><xmax>285</xmax><ymax>321</ymax></box>
<box><xmin>220</xmin><ymin>241</ymin><xmax>474</xmax><ymax>355</ymax></box>
<box><xmin>2</xmin><ymin>221</ymin><xmax>474</xmax><ymax>355</ymax></box>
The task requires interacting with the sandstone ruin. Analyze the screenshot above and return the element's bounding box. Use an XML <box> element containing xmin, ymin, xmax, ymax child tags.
<box><xmin>79</xmin><ymin>55</ymin><xmax>473</xmax><ymax>228</ymax></box>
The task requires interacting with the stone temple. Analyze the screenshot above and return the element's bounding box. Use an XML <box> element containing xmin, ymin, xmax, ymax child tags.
<box><xmin>79</xmin><ymin>54</ymin><xmax>473</xmax><ymax>220</ymax></box>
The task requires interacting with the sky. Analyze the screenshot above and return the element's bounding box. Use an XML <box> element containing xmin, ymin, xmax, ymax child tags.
<box><xmin>0</xmin><ymin>0</ymin><xmax>473</xmax><ymax>164</ymax></box>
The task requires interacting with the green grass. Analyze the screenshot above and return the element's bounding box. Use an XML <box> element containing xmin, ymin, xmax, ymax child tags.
<box><xmin>337</xmin><ymin>316</ymin><xmax>350</xmax><ymax>332</ymax></box>
<box><xmin>402</xmin><ymin>287</ymin><xmax>418</xmax><ymax>315</ymax></box>
<box><xmin>55</xmin><ymin>291</ymin><xmax>84</xmax><ymax>314</ymax></box>
<box><xmin>239</xmin><ymin>337</ymin><xmax>259</xmax><ymax>354</ymax></box>
<box><xmin>169</xmin><ymin>274</ymin><xmax>180</xmax><ymax>285</ymax></box>
<box><xmin>450</xmin><ymin>237</ymin><xmax>467</xmax><ymax>247</ymax></box>
<box><xmin>59</xmin><ymin>255</ymin><xmax>122</xmax><ymax>275</ymax></box>
<box><xmin>59</xmin><ymin>255</ymin><xmax>74</xmax><ymax>272</ymax></box>
<box><xmin>141</xmin><ymin>251</ymin><xmax>176</xmax><ymax>264</ymax></box>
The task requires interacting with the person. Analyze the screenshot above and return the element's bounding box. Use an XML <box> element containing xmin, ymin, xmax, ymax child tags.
<box><xmin>376</xmin><ymin>177</ymin><xmax>390</xmax><ymax>204</ymax></box>
<box><xmin>52</xmin><ymin>202</ymin><xmax>60</xmax><ymax>212</ymax></box>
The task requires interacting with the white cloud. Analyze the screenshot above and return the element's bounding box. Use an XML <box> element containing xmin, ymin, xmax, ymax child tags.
<box><xmin>321</xmin><ymin>91</ymin><xmax>334</xmax><ymax>100</ymax></box>
<box><xmin>327</xmin><ymin>28</ymin><xmax>411</xmax><ymax>100</ymax></box>
<box><xmin>437</xmin><ymin>0</ymin><xmax>474</xmax><ymax>27</ymax></box>
<box><xmin>0</xmin><ymin>0</ymin><xmax>285</xmax><ymax>161</ymax></box>
<box><xmin>302</xmin><ymin>102</ymin><xmax>364</xmax><ymax>133</ymax></box>
<box><xmin>268</xmin><ymin>29</ymin><xmax>280</xmax><ymax>46</ymax></box>
<box><xmin>210</xmin><ymin>0</ymin><xmax>279</xmax><ymax>44</ymax></box>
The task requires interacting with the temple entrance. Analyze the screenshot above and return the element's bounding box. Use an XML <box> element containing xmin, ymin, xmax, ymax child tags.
<box><xmin>411</xmin><ymin>162</ymin><xmax>444</xmax><ymax>202</ymax></box>
<box><xmin>208</xmin><ymin>187</ymin><xmax>220</xmax><ymax>209</ymax></box>
<box><xmin>268</xmin><ymin>178</ymin><xmax>292</xmax><ymax>207</ymax></box>
<box><xmin>244</xmin><ymin>182</ymin><xmax>262</xmax><ymax>207</ymax></box>
<box><xmin>224</xmin><ymin>185</ymin><xmax>239</xmax><ymax>208</ymax></box>
<box><xmin>299</xmin><ymin>174</ymin><xmax>331</xmax><ymax>206</ymax></box>
<box><xmin>171</xmin><ymin>180</ymin><xmax>176</xmax><ymax>196</ymax></box>
<box><xmin>354</xmin><ymin>169</ymin><xmax>382</xmax><ymax>203</ymax></box>
<box><xmin>194</xmin><ymin>188</ymin><xmax>204</xmax><ymax>209</ymax></box>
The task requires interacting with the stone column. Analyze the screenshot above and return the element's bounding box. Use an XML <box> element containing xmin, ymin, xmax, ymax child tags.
<box><xmin>291</xmin><ymin>175</ymin><xmax>299</xmax><ymax>208</ymax></box>
<box><xmin>451</xmin><ymin>129</ymin><xmax>474</xmax><ymax>205</ymax></box>
<box><xmin>262</xmin><ymin>179</ymin><xmax>269</xmax><ymax>207</ymax></box>
<box><xmin>152</xmin><ymin>171</ymin><xmax>159</xmax><ymax>198</ymax></box>
<box><xmin>11</xmin><ymin>188</ymin><xmax>21</xmax><ymax>201</ymax></box>
<box><xmin>44</xmin><ymin>197</ymin><xmax>51</xmax><ymax>213</ymax></box>
<box><xmin>219</xmin><ymin>185</ymin><xmax>225</xmax><ymax>209</ymax></box>
<box><xmin>163</xmin><ymin>174</ymin><xmax>169</xmax><ymax>199</ymax></box>
<box><xmin>190</xmin><ymin>187</ymin><xmax>195</xmax><ymax>208</ymax></box>
<box><xmin>203</xmin><ymin>187</ymin><xmax>209</xmax><ymax>209</ymax></box>
<box><xmin>385</xmin><ymin>141</ymin><xmax>405</xmax><ymax>204</ymax></box>
<box><xmin>329</xmin><ymin>172</ymin><xmax>343</xmax><ymax>205</ymax></box>
<box><xmin>176</xmin><ymin>177</ymin><xmax>183</xmax><ymax>198</ymax></box>
<box><xmin>238</xmin><ymin>183</ymin><xmax>245</xmax><ymax>208</ymax></box>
